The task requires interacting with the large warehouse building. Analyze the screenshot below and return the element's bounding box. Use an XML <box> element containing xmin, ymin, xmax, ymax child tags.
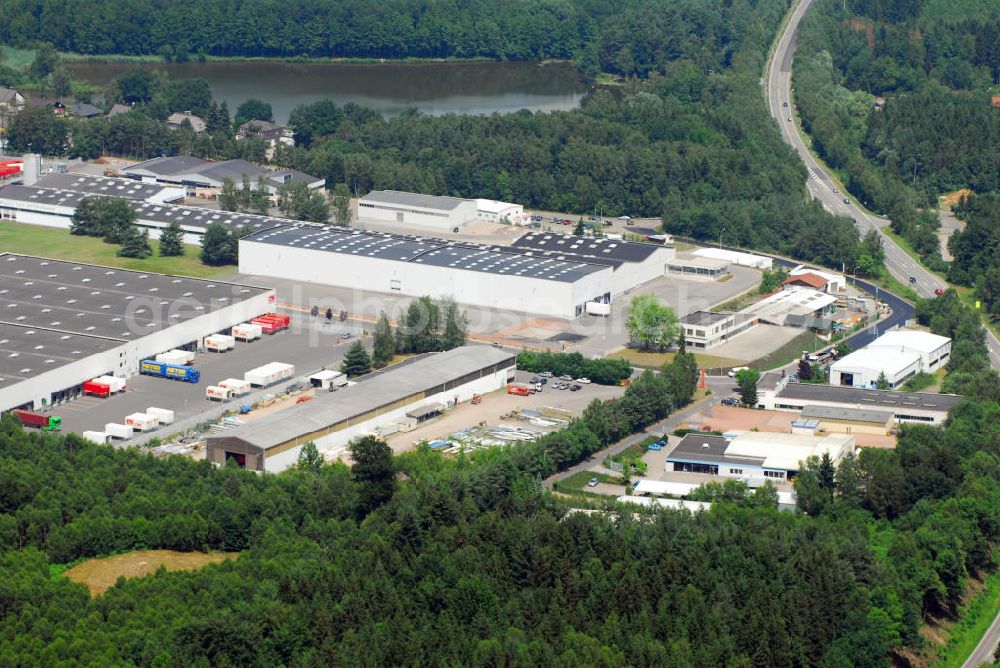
<box><xmin>239</xmin><ymin>225</ymin><xmax>614</xmax><ymax>319</ymax></box>
<box><xmin>0</xmin><ymin>182</ymin><xmax>295</xmax><ymax>244</ymax></box>
<box><xmin>756</xmin><ymin>372</ymin><xmax>963</xmax><ymax>425</ymax></box>
<box><xmin>206</xmin><ymin>346</ymin><xmax>516</xmax><ymax>472</ymax></box>
<box><xmin>121</xmin><ymin>157</ymin><xmax>324</xmax><ymax>198</ymax></box>
<box><xmin>508</xmin><ymin>232</ymin><xmax>676</xmax><ymax>295</ymax></box>
<box><xmin>830</xmin><ymin>329</ymin><xmax>952</xmax><ymax>389</ymax></box>
<box><xmin>358</xmin><ymin>190</ymin><xmax>479</xmax><ymax>231</ymax></box>
<box><xmin>0</xmin><ymin>253</ymin><xmax>275</xmax><ymax>412</ymax></box>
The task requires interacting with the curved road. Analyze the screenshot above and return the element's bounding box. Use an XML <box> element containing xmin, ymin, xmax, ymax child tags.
<box><xmin>764</xmin><ymin>0</ymin><xmax>1000</xmax><ymax>370</ymax></box>
<box><xmin>765</xmin><ymin>1</ymin><xmax>1000</xmax><ymax>662</ymax></box>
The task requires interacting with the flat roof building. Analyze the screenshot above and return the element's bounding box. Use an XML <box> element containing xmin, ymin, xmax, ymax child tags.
<box><xmin>359</xmin><ymin>190</ymin><xmax>479</xmax><ymax>231</ymax></box>
<box><xmin>867</xmin><ymin>329</ymin><xmax>951</xmax><ymax>372</ymax></box>
<box><xmin>830</xmin><ymin>348</ymin><xmax>921</xmax><ymax>389</ymax></box>
<box><xmin>680</xmin><ymin>310</ymin><xmax>755</xmax><ymax>350</ymax></box>
<box><xmin>206</xmin><ymin>346</ymin><xmax>516</xmax><ymax>472</ymax></box>
<box><xmin>475</xmin><ymin>199</ymin><xmax>526</xmax><ymax>224</ymax></box>
<box><xmin>692</xmin><ymin>247</ymin><xmax>772</xmax><ymax>270</ymax></box>
<box><xmin>33</xmin><ymin>173</ymin><xmax>186</xmax><ymax>204</ymax></box>
<box><xmin>757</xmin><ymin>376</ymin><xmax>963</xmax><ymax>425</ymax></box>
<box><xmin>666</xmin><ymin>430</ymin><xmax>854</xmax><ymax>482</ymax></box>
<box><xmin>122</xmin><ymin>157</ymin><xmax>324</xmax><ymax>197</ymax></box>
<box><xmin>0</xmin><ymin>253</ymin><xmax>274</xmax><ymax>412</ymax></box>
<box><xmin>239</xmin><ymin>225</ymin><xmax>614</xmax><ymax>319</ymax></box>
<box><xmin>740</xmin><ymin>287</ymin><xmax>837</xmax><ymax>326</ymax></box>
<box><xmin>667</xmin><ymin>254</ymin><xmax>730</xmax><ymax>278</ymax></box>
<box><xmin>509</xmin><ymin>232</ymin><xmax>676</xmax><ymax>295</ymax></box>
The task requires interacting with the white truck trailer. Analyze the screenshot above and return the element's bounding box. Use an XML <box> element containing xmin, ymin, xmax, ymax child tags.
<box><xmin>125</xmin><ymin>412</ymin><xmax>158</xmax><ymax>432</ymax></box>
<box><xmin>218</xmin><ymin>378</ymin><xmax>251</xmax><ymax>396</ymax></box>
<box><xmin>104</xmin><ymin>423</ymin><xmax>133</xmax><ymax>440</ymax></box>
<box><xmin>232</xmin><ymin>323</ymin><xmax>263</xmax><ymax>341</ymax></box>
<box><xmin>245</xmin><ymin>362</ymin><xmax>295</xmax><ymax>388</ymax></box>
<box><xmin>206</xmin><ymin>385</ymin><xmax>233</xmax><ymax>401</ymax></box>
<box><xmin>204</xmin><ymin>333</ymin><xmax>235</xmax><ymax>352</ymax></box>
<box><xmin>146</xmin><ymin>407</ymin><xmax>175</xmax><ymax>425</ymax></box>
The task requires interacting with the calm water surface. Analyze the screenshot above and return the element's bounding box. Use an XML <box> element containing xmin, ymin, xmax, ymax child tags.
<box><xmin>69</xmin><ymin>60</ymin><xmax>587</xmax><ymax>122</ymax></box>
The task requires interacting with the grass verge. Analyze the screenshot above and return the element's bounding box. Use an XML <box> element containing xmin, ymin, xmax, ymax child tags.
<box><xmin>553</xmin><ymin>471</ymin><xmax>621</xmax><ymax>495</ymax></box>
<box><xmin>0</xmin><ymin>222</ymin><xmax>233</xmax><ymax>278</ymax></box>
<box><xmin>931</xmin><ymin>571</ymin><xmax>1000</xmax><ymax>668</ymax></box>
<box><xmin>610</xmin><ymin>348</ymin><xmax>742</xmax><ymax>370</ymax></box>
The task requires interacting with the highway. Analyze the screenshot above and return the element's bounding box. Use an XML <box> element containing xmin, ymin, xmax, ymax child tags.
<box><xmin>763</xmin><ymin>0</ymin><xmax>1000</xmax><ymax>370</ymax></box>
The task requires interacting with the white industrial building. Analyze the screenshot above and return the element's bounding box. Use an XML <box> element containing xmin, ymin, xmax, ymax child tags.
<box><xmin>34</xmin><ymin>173</ymin><xmax>186</xmax><ymax>204</ymax></box>
<box><xmin>240</xmin><ymin>225</ymin><xmax>613</xmax><ymax>319</ymax></box>
<box><xmin>831</xmin><ymin>329</ymin><xmax>952</xmax><ymax>389</ymax></box>
<box><xmin>508</xmin><ymin>232</ymin><xmax>676</xmax><ymax>296</ymax></box>
<box><xmin>786</xmin><ymin>266</ymin><xmax>846</xmax><ymax>293</ymax></box>
<box><xmin>692</xmin><ymin>247</ymin><xmax>772</xmax><ymax>270</ymax></box>
<box><xmin>0</xmin><ymin>183</ymin><xmax>296</xmax><ymax>244</ymax></box>
<box><xmin>358</xmin><ymin>190</ymin><xmax>479</xmax><ymax>231</ymax></box>
<box><xmin>756</xmin><ymin>372</ymin><xmax>963</xmax><ymax>425</ymax></box>
<box><xmin>476</xmin><ymin>199</ymin><xmax>526</xmax><ymax>224</ymax></box>
<box><xmin>0</xmin><ymin>254</ymin><xmax>275</xmax><ymax>412</ymax></box>
<box><xmin>666</xmin><ymin>431</ymin><xmax>854</xmax><ymax>482</ymax></box>
<box><xmin>740</xmin><ymin>286</ymin><xmax>837</xmax><ymax>326</ymax></box>
<box><xmin>680</xmin><ymin>310</ymin><xmax>756</xmax><ymax>350</ymax></box>
<box><xmin>122</xmin><ymin>157</ymin><xmax>324</xmax><ymax>198</ymax></box>
<box><xmin>206</xmin><ymin>346</ymin><xmax>516</xmax><ymax>472</ymax></box>
<box><xmin>867</xmin><ymin>330</ymin><xmax>951</xmax><ymax>372</ymax></box>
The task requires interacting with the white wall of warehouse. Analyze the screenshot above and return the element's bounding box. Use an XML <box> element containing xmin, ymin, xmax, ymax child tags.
<box><xmin>239</xmin><ymin>241</ymin><xmax>613</xmax><ymax>319</ymax></box>
<box><xmin>263</xmin><ymin>363</ymin><xmax>515</xmax><ymax>472</ymax></box>
<box><xmin>0</xmin><ymin>344</ymin><xmax>126</xmax><ymax>412</ymax></box>
<box><xmin>357</xmin><ymin>198</ymin><xmax>478</xmax><ymax>231</ymax></box>
<box><xmin>610</xmin><ymin>246</ymin><xmax>676</xmax><ymax>295</ymax></box>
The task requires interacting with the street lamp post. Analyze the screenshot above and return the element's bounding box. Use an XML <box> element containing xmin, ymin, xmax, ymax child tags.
<box><xmin>719</xmin><ymin>227</ymin><xmax>726</xmax><ymax>249</ymax></box>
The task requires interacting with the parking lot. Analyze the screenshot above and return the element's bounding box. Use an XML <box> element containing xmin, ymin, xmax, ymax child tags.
<box><xmin>383</xmin><ymin>370</ymin><xmax>625</xmax><ymax>454</ymax></box>
<box><xmin>57</xmin><ymin>310</ymin><xmax>363</xmax><ymax>434</ymax></box>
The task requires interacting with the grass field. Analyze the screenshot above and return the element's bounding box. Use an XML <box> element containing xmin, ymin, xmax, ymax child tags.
<box><xmin>554</xmin><ymin>471</ymin><xmax>620</xmax><ymax>495</ymax></box>
<box><xmin>64</xmin><ymin>550</ymin><xmax>239</xmax><ymax>595</ymax></box>
<box><xmin>0</xmin><ymin>222</ymin><xmax>234</xmax><ymax>278</ymax></box>
<box><xmin>0</xmin><ymin>45</ymin><xmax>36</xmax><ymax>69</ymax></box>
<box><xmin>610</xmin><ymin>347</ymin><xmax>742</xmax><ymax>370</ymax></box>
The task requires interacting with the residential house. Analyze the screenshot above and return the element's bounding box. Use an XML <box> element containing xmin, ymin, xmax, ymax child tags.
<box><xmin>70</xmin><ymin>102</ymin><xmax>103</xmax><ymax>119</ymax></box>
<box><xmin>166</xmin><ymin>112</ymin><xmax>207</xmax><ymax>133</ymax></box>
<box><xmin>106</xmin><ymin>103</ymin><xmax>132</xmax><ymax>118</ymax></box>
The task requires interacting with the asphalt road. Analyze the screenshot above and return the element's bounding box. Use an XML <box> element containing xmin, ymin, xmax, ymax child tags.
<box><xmin>767</xmin><ymin>1</ymin><xmax>1000</xmax><ymax>660</ymax></box>
<box><xmin>764</xmin><ymin>0</ymin><xmax>1000</xmax><ymax>370</ymax></box>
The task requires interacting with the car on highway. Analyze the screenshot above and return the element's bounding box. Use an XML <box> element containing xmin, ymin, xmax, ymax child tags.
<box><xmin>833</xmin><ymin>188</ymin><xmax>839</xmax><ymax>193</ymax></box>
<box><xmin>909</xmin><ymin>276</ymin><xmax>917</xmax><ymax>284</ymax></box>
<box><xmin>783</xmin><ymin>101</ymin><xmax>788</xmax><ymax>107</ymax></box>
<box><xmin>843</xmin><ymin>197</ymin><xmax>850</xmax><ymax>204</ymax></box>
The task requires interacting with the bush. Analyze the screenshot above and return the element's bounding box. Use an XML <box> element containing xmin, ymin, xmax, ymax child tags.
<box><xmin>516</xmin><ymin>350</ymin><xmax>631</xmax><ymax>385</ymax></box>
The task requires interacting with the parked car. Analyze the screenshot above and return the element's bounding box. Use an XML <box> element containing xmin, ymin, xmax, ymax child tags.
<box><xmin>340</xmin><ymin>331</ymin><xmax>352</xmax><ymax>339</ymax></box>
<box><xmin>559</xmin><ymin>374</ymin><xmax>573</xmax><ymax>381</ymax></box>
<box><xmin>787</xmin><ymin>373</ymin><xmax>799</xmax><ymax>383</ymax></box>
<box><xmin>557</xmin><ymin>383</ymin><xmax>570</xmax><ymax>390</ymax></box>
<box><xmin>721</xmin><ymin>397</ymin><xmax>741</xmax><ymax>406</ymax></box>
<box><xmin>588</xmin><ymin>477</ymin><xmax>599</xmax><ymax>487</ymax></box>
<box><xmin>529</xmin><ymin>377</ymin><xmax>540</xmax><ymax>384</ymax></box>
<box><xmin>727</xmin><ymin>366</ymin><xmax>749</xmax><ymax>378</ymax></box>
<box><xmin>934</xmin><ymin>288</ymin><xmax>945</xmax><ymax>296</ymax></box>
<box><xmin>570</xmin><ymin>384</ymin><xmax>582</xmax><ymax>391</ymax></box>
<box><xmin>843</xmin><ymin>197</ymin><xmax>850</xmax><ymax>204</ymax></box>
<box><xmin>493</xmin><ymin>341</ymin><xmax>503</xmax><ymax>349</ymax></box>
<box><xmin>538</xmin><ymin>377</ymin><xmax>547</xmax><ymax>384</ymax></box>
<box><xmin>575</xmin><ymin>377</ymin><xmax>591</xmax><ymax>384</ymax></box>
<box><xmin>539</xmin><ymin>371</ymin><xmax>553</xmax><ymax>378</ymax></box>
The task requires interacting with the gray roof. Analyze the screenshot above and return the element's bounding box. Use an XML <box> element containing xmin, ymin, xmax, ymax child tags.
<box><xmin>0</xmin><ymin>322</ymin><xmax>121</xmax><ymax>384</ymax></box>
<box><xmin>681</xmin><ymin>310</ymin><xmax>731</xmax><ymax>326</ymax></box>
<box><xmin>757</xmin><ymin>371</ymin><xmax>785</xmax><ymax>392</ymax></box>
<box><xmin>0</xmin><ymin>184</ymin><xmax>291</xmax><ymax>235</ymax></box>
<box><xmin>209</xmin><ymin>346</ymin><xmax>516</xmax><ymax>451</ymax></box>
<box><xmin>361</xmin><ymin>190</ymin><xmax>468</xmax><ymax>212</ymax></box>
<box><xmin>244</xmin><ymin>225</ymin><xmax>611</xmax><ymax>283</ymax></box>
<box><xmin>800</xmin><ymin>404</ymin><xmax>894</xmax><ymax>424</ymax></box>
<box><xmin>777</xmin><ymin>383</ymin><xmax>963</xmax><ymax>412</ymax></box>
<box><xmin>33</xmin><ymin>174</ymin><xmax>182</xmax><ymax>202</ymax></box>
<box><xmin>667</xmin><ymin>433</ymin><xmax>766</xmax><ymax>466</ymax></box>
<box><xmin>107</xmin><ymin>103</ymin><xmax>132</xmax><ymax>117</ymax></box>
<box><xmin>125</xmin><ymin>156</ymin><xmax>210</xmax><ymax>177</ymax></box>
<box><xmin>0</xmin><ymin>88</ymin><xmax>20</xmax><ymax>105</ymax></box>
<box><xmin>192</xmin><ymin>159</ymin><xmax>268</xmax><ymax>185</ymax></box>
<box><xmin>0</xmin><ymin>253</ymin><xmax>269</xmax><ymax>341</ymax></box>
<box><xmin>510</xmin><ymin>232</ymin><xmax>664</xmax><ymax>267</ymax></box>
<box><xmin>71</xmin><ymin>102</ymin><xmax>103</xmax><ymax>118</ymax></box>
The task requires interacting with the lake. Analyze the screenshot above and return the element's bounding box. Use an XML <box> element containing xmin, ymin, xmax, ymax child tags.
<box><xmin>69</xmin><ymin>60</ymin><xmax>587</xmax><ymax>123</ymax></box>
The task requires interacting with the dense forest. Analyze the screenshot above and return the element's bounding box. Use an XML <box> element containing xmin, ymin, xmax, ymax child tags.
<box><xmin>793</xmin><ymin>0</ymin><xmax>1000</xmax><ymax>269</ymax></box>
<box><xmin>1</xmin><ymin>0</ymin><xmax>871</xmax><ymax>273</ymax></box>
<box><xmin>1</xmin><ymin>302</ymin><xmax>999</xmax><ymax>664</ymax></box>
<box><xmin>0</xmin><ymin>0</ymin><xmax>775</xmax><ymax>77</ymax></box>
<box><xmin>947</xmin><ymin>192</ymin><xmax>1000</xmax><ymax>317</ymax></box>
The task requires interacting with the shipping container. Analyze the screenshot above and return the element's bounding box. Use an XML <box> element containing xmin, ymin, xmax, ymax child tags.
<box><xmin>125</xmin><ymin>413</ymin><xmax>158</xmax><ymax>432</ymax></box>
<box><xmin>146</xmin><ymin>407</ymin><xmax>175</xmax><ymax>425</ymax></box>
<box><xmin>168</xmin><ymin>349</ymin><xmax>195</xmax><ymax>364</ymax></box>
<box><xmin>206</xmin><ymin>385</ymin><xmax>233</xmax><ymax>400</ymax></box>
<box><xmin>251</xmin><ymin>313</ymin><xmax>290</xmax><ymax>334</ymax></box>
<box><xmin>232</xmin><ymin>323</ymin><xmax>262</xmax><ymax>341</ymax></box>
<box><xmin>81</xmin><ymin>431</ymin><xmax>110</xmax><ymax>445</ymax></box>
<box><xmin>245</xmin><ymin>362</ymin><xmax>295</xmax><ymax>387</ymax></box>
<box><xmin>218</xmin><ymin>378</ymin><xmax>251</xmax><ymax>396</ymax></box>
<box><xmin>204</xmin><ymin>334</ymin><xmax>235</xmax><ymax>352</ymax></box>
<box><xmin>13</xmin><ymin>409</ymin><xmax>61</xmax><ymax>430</ymax></box>
<box><xmin>83</xmin><ymin>380</ymin><xmax>112</xmax><ymax>398</ymax></box>
<box><xmin>140</xmin><ymin>359</ymin><xmax>200</xmax><ymax>383</ymax></box>
<box><xmin>104</xmin><ymin>423</ymin><xmax>133</xmax><ymax>440</ymax></box>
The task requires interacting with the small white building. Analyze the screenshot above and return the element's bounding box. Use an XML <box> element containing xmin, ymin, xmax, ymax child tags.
<box><xmin>830</xmin><ymin>348</ymin><xmax>922</xmax><ymax>389</ymax></box>
<box><xmin>692</xmin><ymin>247</ymin><xmax>772</xmax><ymax>270</ymax></box>
<box><xmin>475</xmin><ymin>199</ymin><xmax>526</xmax><ymax>225</ymax></box>
<box><xmin>787</xmin><ymin>266</ymin><xmax>846</xmax><ymax>293</ymax></box>
<box><xmin>358</xmin><ymin>190</ymin><xmax>479</xmax><ymax>231</ymax></box>
<box><xmin>867</xmin><ymin>330</ymin><xmax>951</xmax><ymax>372</ymax></box>
<box><xmin>680</xmin><ymin>310</ymin><xmax>756</xmax><ymax>350</ymax></box>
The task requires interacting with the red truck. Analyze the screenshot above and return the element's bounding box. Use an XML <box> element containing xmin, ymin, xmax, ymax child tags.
<box><xmin>251</xmin><ymin>313</ymin><xmax>290</xmax><ymax>334</ymax></box>
<box><xmin>508</xmin><ymin>384</ymin><xmax>532</xmax><ymax>396</ymax></box>
<box><xmin>13</xmin><ymin>409</ymin><xmax>62</xmax><ymax>431</ymax></box>
<box><xmin>83</xmin><ymin>380</ymin><xmax>111</xmax><ymax>398</ymax></box>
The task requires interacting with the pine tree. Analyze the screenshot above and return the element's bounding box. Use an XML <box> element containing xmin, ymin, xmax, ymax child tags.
<box><xmin>117</xmin><ymin>226</ymin><xmax>152</xmax><ymax>258</ymax></box>
<box><xmin>441</xmin><ymin>298</ymin><xmax>468</xmax><ymax>350</ymax></box>
<box><xmin>573</xmin><ymin>218</ymin><xmax>585</xmax><ymax>236</ymax></box>
<box><xmin>69</xmin><ymin>196</ymin><xmax>104</xmax><ymax>236</ymax></box>
<box><xmin>251</xmin><ymin>175</ymin><xmax>270</xmax><ymax>215</ymax></box>
<box><xmin>100</xmin><ymin>198</ymin><xmax>139</xmax><ymax>244</ymax></box>
<box><xmin>200</xmin><ymin>223</ymin><xmax>237</xmax><ymax>266</ymax></box>
<box><xmin>331</xmin><ymin>183</ymin><xmax>352</xmax><ymax>226</ymax></box>
<box><xmin>875</xmin><ymin>372</ymin><xmax>890</xmax><ymax>390</ymax></box>
<box><xmin>341</xmin><ymin>340</ymin><xmax>372</xmax><ymax>377</ymax></box>
<box><xmin>372</xmin><ymin>312</ymin><xmax>395</xmax><ymax>369</ymax></box>
<box><xmin>349</xmin><ymin>435</ymin><xmax>396</xmax><ymax>519</ymax></box>
<box><xmin>218</xmin><ymin>177</ymin><xmax>240</xmax><ymax>212</ymax></box>
<box><xmin>296</xmin><ymin>441</ymin><xmax>323</xmax><ymax>473</ymax></box>
<box><xmin>158</xmin><ymin>221</ymin><xmax>184</xmax><ymax>257</ymax></box>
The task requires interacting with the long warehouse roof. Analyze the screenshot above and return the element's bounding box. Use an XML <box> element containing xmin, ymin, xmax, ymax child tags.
<box><xmin>777</xmin><ymin>382</ymin><xmax>963</xmax><ymax>411</ymax></box>
<box><xmin>0</xmin><ymin>322</ymin><xmax>122</xmax><ymax>384</ymax></box>
<box><xmin>0</xmin><ymin>253</ymin><xmax>269</xmax><ymax>340</ymax></box>
<box><xmin>361</xmin><ymin>190</ymin><xmax>469</xmax><ymax>211</ymax></box>
<box><xmin>33</xmin><ymin>173</ymin><xmax>182</xmax><ymax>202</ymax></box>
<box><xmin>244</xmin><ymin>225</ymin><xmax>611</xmax><ymax>282</ymax></box>
<box><xmin>510</xmin><ymin>232</ymin><xmax>667</xmax><ymax>267</ymax></box>
<box><xmin>210</xmin><ymin>346</ymin><xmax>516</xmax><ymax>451</ymax></box>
